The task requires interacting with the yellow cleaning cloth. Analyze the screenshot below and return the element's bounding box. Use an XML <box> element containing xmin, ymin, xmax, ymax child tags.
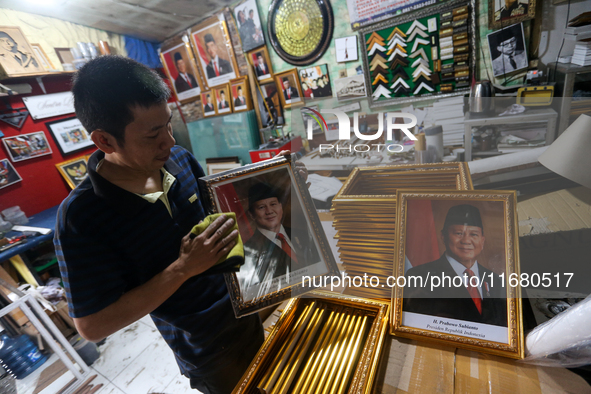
<box><xmin>191</xmin><ymin>212</ymin><xmax>244</xmax><ymax>275</ymax></box>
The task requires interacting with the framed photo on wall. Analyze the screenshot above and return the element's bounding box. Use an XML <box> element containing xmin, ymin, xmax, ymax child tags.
<box><xmin>201</xmin><ymin>91</ymin><xmax>218</xmax><ymax>117</ymax></box>
<box><xmin>30</xmin><ymin>43</ymin><xmax>56</xmax><ymax>71</ymax></box>
<box><xmin>0</xmin><ymin>159</ymin><xmax>22</xmax><ymax>190</ymax></box>
<box><xmin>487</xmin><ymin>23</ymin><xmax>528</xmax><ymax>77</ymax></box>
<box><xmin>190</xmin><ymin>16</ymin><xmax>239</xmax><ymax>89</ymax></box>
<box><xmin>45</xmin><ymin>117</ymin><xmax>94</xmax><ymax>155</ymax></box>
<box><xmin>275</xmin><ymin>69</ymin><xmax>303</xmax><ymax>109</ymax></box>
<box><xmin>54</xmin><ymin>47</ymin><xmax>74</xmax><ymax>67</ymax></box>
<box><xmin>199</xmin><ymin>155</ymin><xmax>339</xmax><ymax>317</ymax></box>
<box><xmin>334</xmin><ymin>74</ymin><xmax>367</xmax><ymax>101</ymax></box>
<box><xmin>160</xmin><ymin>37</ymin><xmax>202</xmax><ymax>103</ymax></box>
<box><xmin>298</xmin><ymin>63</ymin><xmax>332</xmax><ymax>99</ymax></box>
<box><xmin>391</xmin><ymin>190</ymin><xmax>523</xmax><ymax>359</ymax></box>
<box><xmin>0</xmin><ymin>26</ymin><xmax>45</xmax><ymax>78</ymax></box>
<box><xmin>2</xmin><ymin>131</ymin><xmax>52</xmax><ymax>162</ymax></box>
<box><xmin>248</xmin><ymin>46</ymin><xmax>273</xmax><ymax>83</ymax></box>
<box><xmin>56</xmin><ymin>156</ymin><xmax>89</xmax><ymax>189</ymax></box>
<box><xmin>489</xmin><ymin>0</ymin><xmax>535</xmax><ymax>29</ymax></box>
<box><xmin>335</xmin><ymin>36</ymin><xmax>358</xmax><ymax>62</ymax></box>
<box><xmin>214</xmin><ymin>84</ymin><xmax>232</xmax><ymax>114</ymax></box>
<box><xmin>233</xmin><ymin>0</ymin><xmax>265</xmax><ymax>52</ymax></box>
<box><xmin>230</xmin><ymin>76</ymin><xmax>252</xmax><ymax>113</ymax></box>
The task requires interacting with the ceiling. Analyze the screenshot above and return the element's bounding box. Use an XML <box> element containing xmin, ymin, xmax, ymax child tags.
<box><xmin>0</xmin><ymin>0</ymin><xmax>238</xmax><ymax>42</ymax></box>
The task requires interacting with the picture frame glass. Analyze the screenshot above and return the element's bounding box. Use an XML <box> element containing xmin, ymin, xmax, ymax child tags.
<box><xmin>276</xmin><ymin>71</ymin><xmax>302</xmax><ymax>106</ymax></box>
<box><xmin>2</xmin><ymin>131</ymin><xmax>52</xmax><ymax>162</ymax></box>
<box><xmin>335</xmin><ymin>36</ymin><xmax>358</xmax><ymax>62</ymax></box>
<box><xmin>234</xmin><ymin>0</ymin><xmax>266</xmax><ymax>52</ymax></box>
<box><xmin>201</xmin><ymin>92</ymin><xmax>217</xmax><ymax>116</ymax></box>
<box><xmin>251</xmin><ymin>48</ymin><xmax>272</xmax><ymax>81</ymax></box>
<box><xmin>161</xmin><ymin>41</ymin><xmax>201</xmax><ymax>102</ymax></box>
<box><xmin>46</xmin><ymin>117</ymin><xmax>94</xmax><ymax>155</ymax></box>
<box><xmin>487</xmin><ymin>22</ymin><xmax>529</xmax><ymax>77</ymax></box>
<box><xmin>57</xmin><ymin>157</ymin><xmax>89</xmax><ymax>189</ymax></box>
<box><xmin>299</xmin><ymin>64</ymin><xmax>332</xmax><ymax>99</ymax></box>
<box><xmin>0</xmin><ymin>158</ymin><xmax>22</xmax><ymax>190</ymax></box>
<box><xmin>191</xmin><ymin>20</ymin><xmax>237</xmax><ymax>88</ymax></box>
<box><xmin>215</xmin><ymin>86</ymin><xmax>231</xmax><ymax>113</ymax></box>
<box><xmin>231</xmin><ymin>82</ymin><xmax>248</xmax><ymax>111</ymax></box>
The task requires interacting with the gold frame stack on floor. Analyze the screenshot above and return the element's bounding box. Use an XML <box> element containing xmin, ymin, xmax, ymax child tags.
<box><xmin>331</xmin><ymin>163</ymin><xmax>474</xmax><ymax>300</ymax></box>
<box><xmin>232</xmin><ymin>291</ymin><xmax>389</xmax><ymax>394</ymax></box>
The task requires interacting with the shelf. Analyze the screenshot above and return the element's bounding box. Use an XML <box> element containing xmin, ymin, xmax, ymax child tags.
<box><xmin>1</xmin><ymin>71</ymin><xmax>75</xmax><ymax>83</ymax></box>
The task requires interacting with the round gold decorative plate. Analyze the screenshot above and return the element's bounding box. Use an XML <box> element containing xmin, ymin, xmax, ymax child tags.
<box><xmin>268</xmin><ymin>0</ymin><xmax>334</xmax><ymax>66</ymax></box>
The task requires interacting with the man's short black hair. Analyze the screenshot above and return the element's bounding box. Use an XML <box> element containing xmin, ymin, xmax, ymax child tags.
<box><xmin>220</xmin><ymin>90</ymin><xmax>225</xmax><ymax>95</ymax></box>
<box><xmin>257</xmin><ymin>53</ymin><xmax>263</xmax><ymax>59</ymax></box>
<box><xmin>283</xmin><ymin>77</ymin><xmax>289</xmax><ymax>83</ymax></box>
<box><xmin>174</xmin><ymin>52</ymin><xmax>182</xmax><ymax>62</ymax></box>
<box><xmin>248</xmin><ymin>183</ymin><xmax>281</xmax><ymax>213</ymax></box>
<box><xmin>71</xmin><ymin>56</ymin><xmax>170</xmax><ymax>145</ymax></box>
<box><xmin>204</xmin><ymin>34</ymin><xmax>215</xmax><ymax>45</ymax></box>
<box><xmin>238</xmin><ymin>86</ymin><xmax>242</xmax><ymax>91</ymax></box>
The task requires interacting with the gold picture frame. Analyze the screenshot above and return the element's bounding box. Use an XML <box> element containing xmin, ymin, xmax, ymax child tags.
<box><xmin>160</xmin><ymin>35</ymin><xmax>203</xmax><ymax>104</ymax></box>
<box><xmin>199</xmin><ymin>155</ymin><xmax>340</xmax><ymax>317</ymax></box>
<box><xmin>391</xmin><ymin>190</ymin><xmax>524</xmax><ymax>359</ymax></box>
<box><xmin>56</xmin><ymin>156</ymin><xmax>89</xmax><ymax>190</ymax></box>
<box><xmin>0</xmin><ymin>26</ymin><xmax>45</xmax><ymax>78</ymax></box>
<box><xmin>30</xmin><ymin>43</ymin><xmax>55</xmax><ymax>71</ymax></box>
<box><xmin>213</xmin><ymin>83</ymin><xmax>233</xmax><ymax>115</ymax></box>
<box><xmin>247</xmin><ymin>46</ymin><xmax>274</xmax><ymax>83</ymax></box>
<box><xmin>200</xmin><ymin>90</ymin><xmax>218</xmax><ymax>117</ymax></box>
<box><xmin>274</xmin><ymin>68</ymin><xmax>303</xmax><ymax>109</ymax></box>
<box><xmin>189</xmin><ymin>15</ymin><xmax>241</xmax><ymax>89</ymax></box>
<box><xmin>229</xmin><ymin>75</ymin><xmax>252</xmax><ymax>113</ymax></box>
<box><xmin>488</xmin><ymin>0</ymin><xmax>535</xmax><ymax>29</ymax></box>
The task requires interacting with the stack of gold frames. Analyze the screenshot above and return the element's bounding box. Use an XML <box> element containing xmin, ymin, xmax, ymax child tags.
<box><xmin>331</xmin><ymin>163</ymin><xmax>473</xmax><ymax>300</ymax></box>
<box><xmin>233</xmin><ymin>292</ymin><xmax>389</xmax><ymax>394</ymax></box>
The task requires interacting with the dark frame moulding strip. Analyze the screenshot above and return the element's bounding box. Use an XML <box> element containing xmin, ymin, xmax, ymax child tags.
<box><xmin>359</xmin><ymin>0</ymin><xmax>477</xmax><ymax>109</ymax></box>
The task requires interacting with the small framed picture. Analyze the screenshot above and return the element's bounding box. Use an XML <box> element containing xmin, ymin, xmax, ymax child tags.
<box><xmin>248</xmin><ymin>46</ymin><xmax>273</xmax><ymax>83</ymax></box>
<box><xmin>334</xmin><ymin>74</ymin><xmax>367</xmax><ymax>101</ymax></box>
<box><xmin>2</xmin><ymin>131</ymin><xmax>52</xmax><ymax>162</ymax></box>
<box><xmin>45</xmin><ymin>117</ymin><xmax>94</xmax><ymax>156</ymax></box>
<box><xmin>54</xmin><ymin>47</ymin><xmax>74</xmax><ymax>66</ymax></box>
<box><xmin>201</xmin><ymin>91</ymin><xmax>218</xmax><ymax>117</ymax></box>
<box><xmin>30</xmin><ymin>43</ymin><xmax>56</xmax><ymax>71</ymax></box>
<box><xmin>233</xmin><ymin>0</ymin><xmax>266</xmax><ymax>52</ymax></box>
<box><xmin>160</xmin><ymin>37</ymin><xmax>202</xmax><ymax>103</ymax></box>
<box><xmin>0</xmin><ymin>26</ymin><xmax>44</xmax><ymax>77</ymax></box>
<box><xmin>199</xmin><ymin>155</ymin><xmax>339</xmax><ymax>317</ymax></box>
<box><xmin>56</xmin><ymin>156</ymin><xmax>89</xmax><ymax>189</ymax></box>
<box><xmin>298</xmin><ymin>64</ymin><xmax>332</xmax><ymax>99</ymax></box>
<box><xmin>0</xmin><ymin>159</ymin><xmax>22</xmax><ymax>190</ymax></box>
<box><xmin>214</xmin><ymin>84</ymin><xmax>232</xmax><ymax>114</ymax></box>
<box><xmin>391</xmin><ymin>190</ymin><xmax>524</xmax><ymax>359</ymax></box>
<box><xmin>489</xmin><ymin>0</ymin><xmax>535</xmax><ymax>29</ymax></box>
<box><xmin>259</xmin><ymin>81</ymin><xmax>284</xmax><ymax>125</ymax></box>
<box><xmin>230</xmin><ymin>76</ymin><xmax>252</xmax><ymax>113</ymax></box>
<box><xmin>190</xmin><ymin>15</ymin><xmax>240</xmax><ymax>88</ymax></box>
<box><xmin>335</xmin><ymin>36</ymin><xmax>358</xmax><ymax>62</ymax></box>
<box><xmin>487</xmin><ymin>23</ymin><xmax>529</xmax><ymax>77</ymax></box>
<box><xmin>275</xmin><ymin>69</ymin><xmax>303</xmax><ymax>108</ymax></box>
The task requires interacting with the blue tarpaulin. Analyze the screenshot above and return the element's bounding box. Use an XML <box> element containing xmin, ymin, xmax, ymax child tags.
<box><xmin>124</xmin><ymin>36</ymin><xmax>162</xmax><ymax>68</ymax></box>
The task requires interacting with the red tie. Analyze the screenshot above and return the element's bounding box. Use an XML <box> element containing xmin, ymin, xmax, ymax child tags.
<box><xmin>277</xmin><ymin>233</ymin><xmax>297</xmax><ymax>263</ymax></box>
<box><xmin>464</xmin><ymin>268</ymin><xmax>482</xmax><ymax>314</ymax></box>
<box><xmin>241</xmin><ymin>97</ymin><xmax>244</xmax><ymax>104</ymax></box>
<box><xmin>185</xmin><ymin>74</ymin><xmax>192</xmax><ymax>88</ymax></box>
<box><xmin>287</xmin><ymin>89</ymin><xmax>291</xmax><ymax>99</ymax></box>
<box><xmin>214</xmin><ymin>61</ymin><xmax>220</xmax><ymax>76</ymax></box>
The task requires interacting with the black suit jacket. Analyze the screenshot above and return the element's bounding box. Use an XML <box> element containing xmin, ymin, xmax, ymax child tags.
<box><xmin>206</xmin><ymin>57</ymin><xmax>233</xmax><ymax>78</ymax></box>
<box><xmin>174</xmin><ymin>73</ymin><xmax>198</xmax><ymax>93</ymax></box>
<box><xmin>240</xmin><ymin>227</ymin><xmax>320</xmax><ymax>291</ymax></box>
<box><xmin>234</xmin><ymin>97</ymin><xmax>246</xmax><ymax>107</ymax></box>
<box><xmin>203</xmin><ymin>103</ymin><xmax>215</xmax><ymax>112</ymax></box>
<box><xmin>283</xmin><ymin>87</ymin><xmax>299</xmax><ymax>101</ymax></box>
<box><xmin>218</xmin><ymin>100</ymin><xmax>230</xmax><ymax>109</ymax></box>
<box><xmin>256</xmin><ymin>64</ymin><xmax>269</xmax><ymax>76</ymax></box>
<box><xmin>403</xmin><ymin>254</ymin><xmax>507</xmax><ymax>327</ymax></box>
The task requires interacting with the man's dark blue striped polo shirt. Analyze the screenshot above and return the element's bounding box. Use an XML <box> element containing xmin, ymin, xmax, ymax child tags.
<box><xmin>54</xmin><ymin>146</ymin><xmax>258</xmax><ymax>375</ymax></box>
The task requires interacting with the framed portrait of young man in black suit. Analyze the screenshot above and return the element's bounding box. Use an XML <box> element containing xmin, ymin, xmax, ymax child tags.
<box><xmin>190</xmin><ymin>15</ymin><xmax>240</xmax><ymax>89</ymax></box>
<box><xmin>160</xmin><ymin>36</ymin><xmax>202</xmax><ymax>103</ymax></box>
<box><xmin>391</xmin><ymin>190</ymin><xmax>524</xmax><ymax>359</ymax></box>
<box><xmin>199</xmin><ymin>155</ymin><xmax>339</xmax><ymax>317</ymax></box>
<box><xmin>200</xmin><ymin>91</ymin><xmax>218</xmax><ymax>117</ymax></box>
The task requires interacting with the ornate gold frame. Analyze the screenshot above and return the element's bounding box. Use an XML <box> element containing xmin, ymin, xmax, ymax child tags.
<box><xmin>56</xmin><ymin>156</ymin><xmax>88</xmax><ymax>190</ymax></box>
<box><xmin>199</xmin><ymin>156</ymin><xmax>340</xmax><ymax>317</ymax></box>
<box><xmin>160</xmin><ymin>35</ymin><xmax>204</xmax><ymax>104</ymax></box>
<box><xmin>232</xmin><ymin>291</ymin><xmax>389</xmax><ymax>394</ymax></box>
<box><xmin>274</xmin><ymin>68</ymin><xmax>304</xmax><ymax>109</ymax></box>
<box><xmin>390</xmin><ymin>190</ymin><xmax>524</xmax><ymax>359</ymax></box>
<box><xmin>229</xmin><ymin>75</ymin><xmax>253</xmax><ymax>113</ymax></box>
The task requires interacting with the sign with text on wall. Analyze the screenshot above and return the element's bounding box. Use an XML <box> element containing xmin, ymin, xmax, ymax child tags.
<box><xmin>22</xmin><ymin>92</ymin><xmax>75</xmax><ymax>120</ymax></box>
<box><xmin>347</xmin><ymin>0</ymin><xmax>442</xmax><ymax>29</ymax></box>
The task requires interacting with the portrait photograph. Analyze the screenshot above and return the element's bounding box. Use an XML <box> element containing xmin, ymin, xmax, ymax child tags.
<box><xmin>335</xmin><ymin>36</ymin><xmax>358</xmax><ymax>63</ymax></box>
<box><xmin>487</xmin><ymin>23</ymin><xmax>529</xmax><ymax>77</ymax></box>
<box><xmin>160</xmin><ymin>39</ymin><xmax>202</xmax><ymax>103</ymax></box>
<box><xmin>214</xmin><ymin>84</ymin><xmax>232</xmax><ymax>114</ymax></box>
<box><xmin>489</xmin><ymin>0</ymin><xmax>535</xmax><ymax>29</ymax></box>
<box><xmin>0</xmin><ymin>158</ymin><xmax>22</xmax><ymax>190</ymax></box>
<box><xmin>45</xmin><ymin>117</ymin><xmax>94</xmax><ymax>156</ymax></box>
<box><xmin>201</xmin><ymin>91</ymin><xmax>218</xmax><ymax>117</ymax></box>
<box><xmin>3</xmin><ymin>131</ymin><xmax>52</xmax><ymax>162</ymax></box>
<box><xmin>249</xmin><ymin>46</ymin><xmax>273</xmax><ymax>82</ymax></box>
<box><xmin>190</xmin><ymin>17</ymin><xmax>238</xmax><ymax>88</ymax></box>
<box><xmin>299</xmin><ymin>64</ymin><xmax>332</xmax><ymax>99</ymax></box>
<box><xmin>199</xmin><ymin>156</ymin><xmax>339</xmax><ymax>317</ymax></box>
<box><xmin>234</xmin><ymin>0</ymin><xmax>265</xmax><ymax>52</ymax></box>
<box><xmin>275</xmin><ymin>69</ymin><xmax>302</xmax><ymax>108</ymax></box>
<box><xmin>391</xmin><ymin>190</ymin><xmax>523</xmax><ymax>359</ymax></box>
<box><xmin>334</xmin><ymin>74</ymin><xmax>367</xmax><ymax>101</ymax></box>
<box><xmin>0</xmin><ymin>26</ymin><xmax>44</xmax><ymax>77</ymax></box>
<box><xmin>56</xmin><ymin>156</ymin><xmax>88</xmax><ymax>190</ymax></box>
<box><xmin>230</xmin><ymin>76</ymin><xmax>252</xmax><ymax>113</ymax></box>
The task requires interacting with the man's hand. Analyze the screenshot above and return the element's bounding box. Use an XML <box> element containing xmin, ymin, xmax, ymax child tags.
<box><xmin>177</xmin><ymin>215</ymin><xmax>238</xmax><ymax>278</ymax></box>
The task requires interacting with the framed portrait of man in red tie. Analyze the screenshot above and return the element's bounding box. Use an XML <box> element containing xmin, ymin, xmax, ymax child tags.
<box><xmin>248</xmin><ymin>46</ymin><xmax>273</xmax><ymax>83</ymax></box>
<box><xmin>214</xmin><ymin>84</ymin><xmax>233</xmax><ymax>114</ymax></box>
<box><xmin>198</xmin><ymin>155</ymin><xmax>339</xmax><ymax>317</ymax></box>
<box><xmin>160</xmin><ymin>37</ymin><xmax>202</xmax><ymax>103</ymax></box>
<box><xmin>190</xmin><ymin>16</ymin><xmax>239</xmax><ymax>89</ymax></box>
<box><xmin>391</xmin><ymin>190</ymin><xmax>523</xmax><ymax>359</ymax></box>
<box><xmin>274</xmin><ymin>69</ymin><xmax>303</xmax><ymax>109</ymax></box>
<box><xmin>230</xmin><ymin>76</ymin><xmax>252</xmax><ymax>113</ymax></box>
